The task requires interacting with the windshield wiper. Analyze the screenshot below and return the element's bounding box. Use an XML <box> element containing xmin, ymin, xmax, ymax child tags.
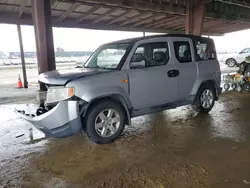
<box><xmin>97</xmin><ymin>66</ymin><xmax>114</xmax><ymax>70</ymax></box>
<box><xmin>75</xmin><ymin>65</ymin><xmax>83</xmax><ymax>68</ymax></box>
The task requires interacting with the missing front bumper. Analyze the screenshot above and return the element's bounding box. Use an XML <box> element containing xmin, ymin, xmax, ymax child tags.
<box><xmin>16</xmin><ymin>101</ymin><xmax>83</xmax><ymax>138</ymax></box>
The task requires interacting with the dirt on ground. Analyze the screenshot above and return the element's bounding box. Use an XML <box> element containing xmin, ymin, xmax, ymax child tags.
<box><xmin>1</xmin><ymin>91</ymin><xmax>250</xmax><ymax>188</ymax></box>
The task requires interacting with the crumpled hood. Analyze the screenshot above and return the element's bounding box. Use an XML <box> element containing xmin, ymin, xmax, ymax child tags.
<box><xmin>38</xmin><ymin>68</ymin><xmax>110</xmax><ymax>85</ymax></box>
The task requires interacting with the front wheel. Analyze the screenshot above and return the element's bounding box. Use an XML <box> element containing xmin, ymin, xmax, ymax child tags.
<box><xmin>84</xmin><ymin>101</ymin><xmax>126</xmax><ymax>144</ymax></box>
<box><xmin>192</xmin><ymin>84</ymin><xmax>216</xmax><ymax>113</ymax></box>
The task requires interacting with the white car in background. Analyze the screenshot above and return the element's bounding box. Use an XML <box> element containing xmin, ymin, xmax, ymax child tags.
<box><xmin>221</xmin><ymin>48</ymin><xmax>250</xmax><ymax>67</ymax></box>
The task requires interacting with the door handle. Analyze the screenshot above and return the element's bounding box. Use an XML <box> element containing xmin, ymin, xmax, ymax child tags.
<box><xmin>167</xmin><ymin>69</ymin><xmax>179</xmax><ymax>77</ymax></box>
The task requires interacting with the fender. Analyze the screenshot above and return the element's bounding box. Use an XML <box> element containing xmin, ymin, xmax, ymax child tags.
<box><xmin>190</xmin><ymin>73</ymin><xmax>219</xmax><ymax>96</ymax></box>
<box><xmin>191</xmin><ymin>79</ymin><xmax>219</xmax><ymax>101</ymax></box>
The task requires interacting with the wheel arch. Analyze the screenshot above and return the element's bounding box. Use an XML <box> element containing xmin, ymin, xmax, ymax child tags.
<box><xmin>193</xmin><ymin>80</ymin><xmax>219</xmax><ymax>103</ymax></box>
<box><xmin>81</xmin><ymin>94</ymin><xmax>132</xmax><ymax>127</ymax></box>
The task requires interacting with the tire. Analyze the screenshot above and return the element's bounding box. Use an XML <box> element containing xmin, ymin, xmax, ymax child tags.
<box><xmin>192</xmin><ymin>83</ymin><xmax>216</xmax><ymax>113</ymax></box>
<box><xmin>223</xmin><ymin>83</ymin><xmax>230</xmax><ymax>91</ymax></box>
<box><xmin>245</xmin><ymin>84</ymin><xmax>250</xmax><ymax>92</ymax></box>
<box><xmin>226</xmin><ymin>58</ymin><xmax>237</xmax><ymax>67</ymax></box>
<box><xmin>237</xmin><ymin>85</ymin><xmax>243</xmax><ymax>93</ymax></box>
<box><xmin>84</xmin><ymin>101</ymin><xmax>126</xmax><ymax>144</ymax></box>
<box><xmin>231</xmin><ymin>83</ymin><xmax>237</xmax><ymax>90</ymax></box>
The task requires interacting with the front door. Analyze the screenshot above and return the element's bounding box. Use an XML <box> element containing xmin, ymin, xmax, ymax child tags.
<box><xmin>128</xmin><ymin>40</ymin><xmax>178</xmax><ymax>110</ymax></box>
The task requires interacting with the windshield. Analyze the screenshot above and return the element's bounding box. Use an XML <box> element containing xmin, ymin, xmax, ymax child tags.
<box><xmin>84</xmin><ymin>43</ymin><xmax>129</xmax><ymax>69</ymax></box>
<box><xmin>239</xmin><ymin>48</ymin><xmax>250</xmax><ymax>54</ymax></box>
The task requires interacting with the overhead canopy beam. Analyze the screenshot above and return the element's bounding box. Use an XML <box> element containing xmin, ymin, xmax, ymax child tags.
<box><xmin>131</xmin><ymin>14</ymin><xmax>165</xmax><ymax>27</ymax></box>
<box><xmin>218</xmin><ymin>23</ymin><xmax>250</xmax><ymax>33</ymax></box>
<box><xmin>0</xmin><ymin>11</ymin><xmax>224</xmax><ymax>35</ymax></box>
<box><xmin>107</xmin><ymin>10</ymin><xmax>136</xmax><ymax>25</ymax></box>
<box><xmin>213</xmin><ymin>22</ymin><xmax>238</xmax><ymax>31</ymax></box>
<box><xmin>72</xmin><ymin>0</ymin><xmax>185</xmax><ymax>15</ymax></box>
<box><xmin>203</xmin><ymin>19</ymin><xmax>222</xmax><ymax>28</ymax></box>
<box><xmin>51</xmin><ymin>0</ymin><xmax>59</xmax><ymax>9</ymax></box>
<box><xmin>19</xmin><ymin>0</ymin><xmax>26</xmax><ymax>18</ymax></box>
<box><xmin>77</xmin><ymin>5</ymin><xmax>102</xmax><ymax>23</ymax></box>
<box><xmin>92</xmin><ymin>8</ymin><xmax>117</xmax><ymax>24</ymax></box>
<box><xmin>120</xmin><ymin>13</ymin><xmax>152</xmax><ymax>26</ymax></box>
<box><xmin>2</xmin><ymin>0</ymin><xmax>250</xmax><ymax>23</ymax></box>
<box><xmin>59</xmin><ymin>2</ymin><xmax>81</xmax><ymax>21</ymax></box>
<box><xmin>206</xmin><ymin>22</ymin><xmax>235</xmax><ymax>30</ymax></box>
<box><xmin>147</xmin><ymin>16</ymin><xmax>180</xmax><ymax>28</ymax></box>
<box><xmin>170</xmin><ymin>24</ymin><xmax>185</xmax><ymax>30</ymax></box>
<box><xmin>158</xmin><ymin>18</ymin><xmax>184</xmax><ymax>29</ymax></box>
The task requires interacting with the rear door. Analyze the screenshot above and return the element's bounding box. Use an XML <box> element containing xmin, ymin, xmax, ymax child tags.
<box><xmin>193</xmin><ymin>37</ymin><xmax>221</xmax><ymax>90</ymax></box>
<box><xmin>172</xmin><ymin>38</ymin><xmax>198</xmax><ymax>101</ymax></box>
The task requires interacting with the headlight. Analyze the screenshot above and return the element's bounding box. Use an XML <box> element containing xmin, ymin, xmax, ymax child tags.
<box><xmin>46</xmin><ymin>87</ymin><xmax>75</xmax><ymax>103</ymax></box>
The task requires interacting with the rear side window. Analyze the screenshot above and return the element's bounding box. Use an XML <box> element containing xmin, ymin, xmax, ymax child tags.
<box><xmin>194</xmin><ymin>38</ymin><xmax>216</xmax><ymax>61</ymax></box>
<box><xmin>174</xmin><ymin>41</ymin><xmax>192</xmax><ymax>63</ymax></box>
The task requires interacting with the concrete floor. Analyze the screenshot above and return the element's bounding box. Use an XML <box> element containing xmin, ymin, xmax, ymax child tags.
<box><xmin>1</xmin><ymin>91</ymin><xmax>250</xmax><ymax>188</ymax></box>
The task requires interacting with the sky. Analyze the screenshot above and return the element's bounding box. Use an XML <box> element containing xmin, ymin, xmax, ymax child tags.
<box><xmin>0</xmin><ymin>23</ymin><xmax>250</xmax><ymax>54</ymax></box>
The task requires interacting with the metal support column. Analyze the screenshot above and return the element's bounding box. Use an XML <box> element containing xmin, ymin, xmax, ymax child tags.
<box><xmin>143</xmin><ymin>32</ymin><xmax>146</xmax><ymax>37</ymax></box>
<box><xmin>185</xmin><ymin>0</ymin><xmax>206</xmax><ymax>35</ymax></box>
<box><xmin>17</xmin><ymin>24</ymin><xmax>28</xmax><ymax>88</ymax></box>
<box><xmin>31</xmin><ymin>0</ymin><xmax>56</xmax><ymax>91</ymax></box>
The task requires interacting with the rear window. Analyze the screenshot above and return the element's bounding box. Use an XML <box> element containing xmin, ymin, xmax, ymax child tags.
<box><xmin>193</xmin><ymin>38</ymin><xmax>216</xmax><ymax>61</ymax></box>
<box><xmin>173</xmin><ymin>41</ymin><xmax>192</xmax><ymax>63</ymax></box>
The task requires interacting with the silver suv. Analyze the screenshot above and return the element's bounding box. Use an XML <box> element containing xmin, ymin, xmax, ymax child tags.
<box><xmin>18</xmin><ymin>34</ymin><xmax>222</xmax><ymax>144</ymax></box>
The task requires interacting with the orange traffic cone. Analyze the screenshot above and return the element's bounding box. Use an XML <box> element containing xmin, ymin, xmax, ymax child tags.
<box><xmin>16</xmin><ymin>74</ymin><xmax>23</xmax><ymax>88</ymax></box>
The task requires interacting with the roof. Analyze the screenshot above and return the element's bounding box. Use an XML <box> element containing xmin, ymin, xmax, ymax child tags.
<box><xmin>106</xmin><ymin>34</ymin><xmax>213</xmax><ymax>45</ymax></box>
<box><xmin>1</xmin><ymin>0</ymin><xmax>250</xmax><ymax>35</ymax></box>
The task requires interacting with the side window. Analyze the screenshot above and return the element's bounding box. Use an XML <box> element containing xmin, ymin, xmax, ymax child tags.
<box><xmin>194</xmin><ymin>38</ymin><xmax>216</xmax><ymax>61</ymax></box>
<box><xmin>174</xmin><ymin>41</ymin><xmax>192</xmax><ymax>63</ymax></box>
<box><xmin>130</xmin><ymin>42</ymin><xmax>169</xmax><ymax>69</ymax></box>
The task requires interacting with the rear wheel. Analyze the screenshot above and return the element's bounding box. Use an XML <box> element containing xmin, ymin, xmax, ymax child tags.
<box><xmin>226</xmin><ymin>58</ymin><xmax>237</xmax><ymax>67</ymax></box>
<box><xmin>84</xmin><ymin>101</ymin><xmax>126</xmax><ymax>144</ymax></box>
<box><xmin>192</xmin><ymin>84</ymin><xmax>216</xmax><ymax>113</ymax></box>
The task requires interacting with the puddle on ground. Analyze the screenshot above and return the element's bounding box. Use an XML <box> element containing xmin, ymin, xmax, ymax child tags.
<box><xmin>0</xmin><ymin>104</ymin><xmax>47</xmax><ymax>161</ymax></box>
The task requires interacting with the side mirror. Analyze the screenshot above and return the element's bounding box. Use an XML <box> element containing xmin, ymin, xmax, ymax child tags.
<box><xmin>130</xmin><ymin>53</ymin><xmax>145</xmax><ymax>69</ymax></box>
<box><xmin>130</xmin><ymin>60</ymin><xmax>146</xmax><ymax>69</ymax></box>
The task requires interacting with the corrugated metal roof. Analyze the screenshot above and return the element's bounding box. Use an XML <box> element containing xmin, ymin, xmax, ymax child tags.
<box><xmin>0</xmin><ymin>0</ymin><xmax>250</xmax><ymax>35</ymax></box>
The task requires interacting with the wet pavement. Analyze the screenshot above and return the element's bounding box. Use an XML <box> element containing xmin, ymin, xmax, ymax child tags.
<box><xmin>1</xmin><ymin>91</ymin><xmax>250</xmax><ymax>188</ymax></box>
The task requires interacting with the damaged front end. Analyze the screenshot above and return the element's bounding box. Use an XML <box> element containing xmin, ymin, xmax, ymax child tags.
<box><xmin>16</xmin><ymin>85</ymin><xmax>83</xmax><ymax>138</ymax></box>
